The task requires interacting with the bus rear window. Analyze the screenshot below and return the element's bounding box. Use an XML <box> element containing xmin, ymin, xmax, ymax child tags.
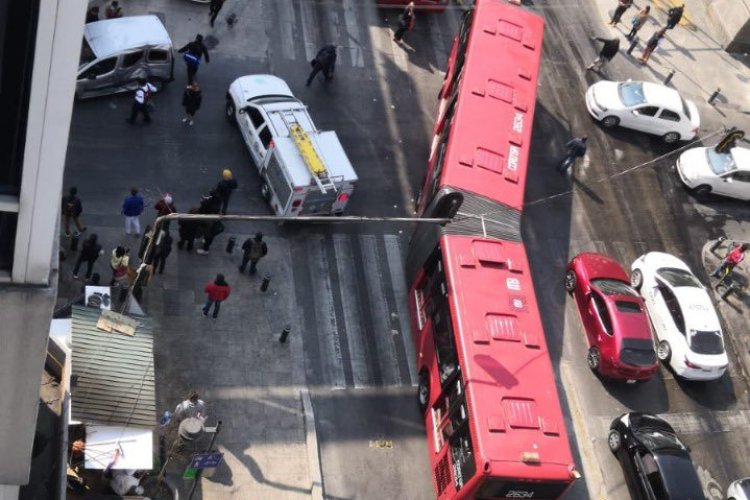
<box><xmin>476</xmin><ymin>479</ymin><xmax>570</xmax><ymax>499</ymax></box>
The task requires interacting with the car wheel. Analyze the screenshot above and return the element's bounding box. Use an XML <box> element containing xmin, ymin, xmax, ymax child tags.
<box><xmin>608</xmin><ymin>429</ymin><xmax>622</xmax><ymax>453</ymax></box>
<box><xmin>657</xmin><ymin>340</ymin><xmax>672</xmax><ymax>362</ymax></box>
<box><xmin>630</xmin><ymin>269</ymin><xmax>643</xmax><ymax>291</ymax></box>
<box><xmin>564</xmin><ymin>271</ymin><xmax>577</xmax><ymax>292</ymax></box>
<box><xmin>260</xmin><ymin>182</ymin><xmax>272</xmax><ymax>202</ymax></box>
<box><xmin>663</xmin><ymin>132</ymin><xmax>680</xmax><ymax>144</ymax></box>
<box><xmin>225</xmin><ymin>99</ymin><xmax>236</xmax><ymax>124</ymax></box>
<box><xmin>693</xmin><ymin>184</ymin><xmax>712</xmax><ymax>197</ymax></box>
<box><xmin>587</xmin><ymin>347</ymin><xmax>601</xmax><ymax>372</ymax></box>
<box><xmin>418</xmin><ymin>371</ymin><xmax>429</xmax><ymax>415</ymax></box>
<box><xmin>601</xmin><ymin>115</ymin><xmax>620</xmax><ymax>128</ymax></box>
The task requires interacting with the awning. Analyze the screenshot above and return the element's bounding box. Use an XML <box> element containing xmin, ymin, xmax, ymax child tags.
<box><xmin>70</xmin><ymin>305</ymin><xmax>156</xmax><ymax>428</ymax></box>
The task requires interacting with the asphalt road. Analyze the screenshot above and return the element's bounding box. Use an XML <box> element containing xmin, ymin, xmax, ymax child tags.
<box><xmin>61</xmin><ymin>0</ymin><xmax>750</xmax><ymax>499</ymax></box>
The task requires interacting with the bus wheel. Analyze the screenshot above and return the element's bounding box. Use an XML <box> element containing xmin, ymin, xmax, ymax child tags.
<box><xmin>418</xmin><ymin>371</ymin><xmax>429</xmax><ymax>415</ymax></box>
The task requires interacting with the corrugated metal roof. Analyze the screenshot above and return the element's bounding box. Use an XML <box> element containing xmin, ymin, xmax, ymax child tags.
<box><xmin>71</xmin><ymin>305</ymin><xmax>156</xmax><ymax>428</ymax></box>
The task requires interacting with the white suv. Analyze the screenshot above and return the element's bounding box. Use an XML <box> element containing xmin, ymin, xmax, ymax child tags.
<box><xmin>630</xmin><ymin>252</ymin><xmax>728</xmax><ymax>380</ymax></box>
<box><xmin>586</xmin><ymin>80</ymin><xmax>700</xmax><ymax>144</ymax></box>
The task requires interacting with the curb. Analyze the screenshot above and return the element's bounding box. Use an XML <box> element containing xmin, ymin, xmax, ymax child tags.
<box><xmin>301</xmin><ymin>387</ymin><xmax>324</xmax><ymax>500</ymax></box>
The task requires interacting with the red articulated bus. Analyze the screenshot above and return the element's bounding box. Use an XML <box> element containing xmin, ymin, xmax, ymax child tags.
<box><xmin>406</xmin><ymin>1</ymin><xmax>579</xmax><ymax>498</ymax></box>
<box><xmin>376</xmin><ymin>0</ymin><xmax>449</xmax><ymax>12</ymax></box>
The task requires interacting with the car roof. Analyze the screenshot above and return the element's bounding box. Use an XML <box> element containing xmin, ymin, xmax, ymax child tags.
<box><xmin>84</xmin><ymin>16</ymin><xmax>172</xmax><ymax>59</ymax></box>
<box><xmin>731</xmin><ymin>147</ymin><xmax>750</xmax><ymax>169</ymax></box>
<box><xmin>653</xmin><ymin>451</ymin><xmax>705</xmax><ymax>499</ymax></box>
<box><xmin>672</xmin><ymin>287</ymin><xmax>721</xmax><ymax>330</ymax></box>
<box><xmin>642</xmin><ymin>81</ymin><xmax>683</xmax><ymax>111</ymax></box>
<box><xmin>233</xmin><ymin>74</ymin><xmax>294</xmax><ymax>102</ymax></box>
<box><xmin>644</xmin><ymin>251</ymin><xmax>691</xmax><ymax>271</ymax></box>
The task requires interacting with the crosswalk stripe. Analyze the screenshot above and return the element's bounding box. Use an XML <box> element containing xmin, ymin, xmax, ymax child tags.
<box><xmin>299</xmin><ymin>0</ymin><xmax>320</xmax><ymax>65</ymax></box>
<box><xmin>333</xmin><ymin>234</ymin><xmax>370</xmax><ymax>388</ymax></box>
<box><xmin>277</xmin><ymin>0</ymin><xmax>297</xmax><ymax>61</ymax></box>
<box><xmin>308</xmin><ymin>235</ymin><xmax>347</xmax><ymax>389</ymax></box>
<box><xmin>341</xmin><ymin>0</ymin><xmax>366</xmax><ymax>68</ymax></box>
<box><xmin>384</xmin><ymin>235</ymin><xmax>418</xmax><ymax>386</ymax></box>
<box><xmin>361</xmin><ymin>234</ymin><xmax>402</xmax><ymax>386</ymax></box>
<box><xmin>597</xmin><ymin>410</ymin><xmax>750</xmax><ymax>436</ymax></box>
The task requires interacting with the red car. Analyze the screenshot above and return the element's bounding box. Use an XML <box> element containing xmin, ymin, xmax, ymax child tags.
<box><xmin>565</xmin><ymin>252</ymin><xmax>659</xmax><ymax>382</ymax></box>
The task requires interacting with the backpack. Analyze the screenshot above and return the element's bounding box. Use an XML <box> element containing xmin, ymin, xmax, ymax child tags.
<box><xmin>249</xmin><ymin>241</ymin><xmax>267</xmax><ymax>260</ymax></box>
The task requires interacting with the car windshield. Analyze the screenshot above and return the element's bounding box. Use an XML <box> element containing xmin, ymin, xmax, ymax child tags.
<box><xmin>591</xmin><ymin>278</ymin><xmax>638</xmax><ymax>297</ymax></box>
<box><xmin>689</xmin><ymin>330</ymin><xmax>724</xmax><ymax>355</ymax></box>
<box><xmin>80</xmin><ymin>38</ymin><xmax>96</xmax><ymax>67</ymax></box>
<box><xmin>635</xmin><ymin>427</ymin><xmax>688</xmax><ymax>452</ymax></box>
<box><xmin>620</xmin><ymin>339</ymin><xmax>656</xmax><ymax>366</ymax></box>
<box><xmin>656</xmin><ymin>267</ymin><xmax>702</xmax><ymax>288</ymax></box>
<box><xmin>617</xmin><ymin>82</ymin><xmax>646</xmax><ymax>106</ymax></box>
<box><xmin>705</xmin><ymin>148</ymin><xmax>737</xmax><ymax>175</ymax></box>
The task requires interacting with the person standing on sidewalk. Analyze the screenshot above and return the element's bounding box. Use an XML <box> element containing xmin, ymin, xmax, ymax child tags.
<box><xmin>85</xmin><ymin>6</ymin><xmax>100</xmax><ymax>23</ymax></box>
<box><xmin>73</xmin><ymin>234</ymin><xmax>104</xmax><ymax>280</ymax></box>
<box><xmin>196</xmin><ymin>220</ymin><xmax>224</xmax><ymax>255</ymax></box>
<box><xmin>306</xmin><ymin>45</ymin><xmax>337</xmax><ymax>87</ymax></box>
<box><xmin>122</xmin><ymin>187</ymin><xmax>145</xmax><ymax>236</ymax></box>
<box><xmin>126</xmin><ymin>78</ymin><xmax>156</xmax><ymax>124</ymax></box>
<box><xmin>587</xmin><ymin>37</ymin><xmax>620</xmax><ymax>72</ymax></box>
<box><xmin>209</xmin><ymin>0</ymin><xmax>225</xmax><ymax>27</ymax></box>
<box><xmin>203</xmin><ymin>274</ymin><xmax>231</xmax><ymax>318</ymax></box>
<box><xmin>559</xmin><ymin>136</ymin><xmax>587</xmax><ymax>173</ymax></box>
<box><xmin>151</xmin><ymin>228</ymin><xmax>173</xmax><ymax>275</ymax></box>
<box><xmin>178</xmin><ymin>207</ymin><xmax>200</xmax><ymax>252</ymax></box>
<box><xmin>609</xmin><ymin>0</ymin><xmax>632</xmax><ymax>26</ymax></box>
<box><xmin>239</xmin><ymin>233</ymin><xmax>268</xmax><ymax>275</ymax></box>
<box><xmin>109</xmin><ymin>246</ymin><xmax>130</xmax><ymax>286</ymax></box>
<box><xmin>61</xmin><ymin>186</ymin><xmax>87</xmax><ymax>237</ymax></box>
<box><xmin>393</xmin><ymin>2</ymin><xmax>415</xmax><ymax>43</ymax></box>
<box><xmin>105</xmin><ymin>1</ymin><xmax>123</xmax><ymax>19</ymax></box>
<box><xmin>638</xmin><ymin>28</ymin><xmax>666</xmax><ymax>64</ymax></box>
<box><xmin>181</xmin><ymin>82</ymin><xmax>202</xmax><ymax>126</ymax></box>
<box><xmin>154</xmin><ymin>193</ymin><xmax>176</xmax><ymax>217</ymax></box>
<box><xmin>712</xmin><ymin>243</ymin><xmax>749</xmax><ymax>278</ymax></box>
<box><xmin>215</xmin><ymin>169</ymin><xmax>238</xmax><ymax>214</ymax></box>
<box><xmin>626</xmin><ymin>6</ymin><xmax>650</xmax><ymax>40</ymax></box>
<box><xmin>666</xmin><ymin>4</ymin><xmax>685</xmax><ymax>30</ymax></box>
<box><xmin>178</xmin><ymin>34</ymin><xmax>210</xmax><ymax>85</ymax></box>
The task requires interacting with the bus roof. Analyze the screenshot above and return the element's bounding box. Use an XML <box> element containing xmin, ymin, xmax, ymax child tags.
<box><xmin>439</xmin><ymin>2</ymin><xmax>543</xmax><ymax>212</ymax></box>
<box><xmin>441</xmin><ymin>234</ymin><xmax>575</xmax><ymax>481</ymax></box>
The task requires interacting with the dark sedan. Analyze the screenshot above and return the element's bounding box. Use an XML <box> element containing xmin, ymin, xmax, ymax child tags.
<box><xmin>608</xmin><ymin>412</ymin><xmax>705</xmax><ymax>500</ymax></box>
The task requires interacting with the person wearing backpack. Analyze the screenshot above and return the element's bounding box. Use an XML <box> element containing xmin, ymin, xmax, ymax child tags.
<box><xmin>126</xmin><ymin>78</ymin><xmax>157</xmax><ymax>124</ymax></box>
<box><xmin>61</xmin><ymin>186</ymin><xmax>86</xmax><ymax>237</ymax></box>
<box><xmin>73</xmin><ymin>234</ymin><xmax>104</xmax><ymax>280</ymax></box>
<box><xmin>239</xmin><ymin>232</ymin><xmax>268</xmax><ymax>275</ymax></box>
<box><xmin>178</xmin><ymin>34</ymin><xmax>210</xmax><ymax>85</ymax></box>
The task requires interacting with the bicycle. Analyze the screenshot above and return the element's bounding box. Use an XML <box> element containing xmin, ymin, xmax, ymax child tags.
<box><xmin>714</xmin><ymin>261</ymin><xmax>737</xmax><ymax>290</ymax></box>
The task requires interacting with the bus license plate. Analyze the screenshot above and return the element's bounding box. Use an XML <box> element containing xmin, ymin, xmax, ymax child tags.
<box><xmin>626</xmin><ymin>379</ymin><xmax>636</xmax><ymax>384</ymax></box>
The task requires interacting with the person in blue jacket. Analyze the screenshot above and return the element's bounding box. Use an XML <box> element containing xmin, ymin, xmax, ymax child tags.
<box><xmin>122</xmin><ymin>187</ymin><xmax>145</xmax><ymax>236</ymax></box>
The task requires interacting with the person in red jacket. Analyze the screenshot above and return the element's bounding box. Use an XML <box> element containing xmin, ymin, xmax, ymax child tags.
<box><xmin>203</xmin><ymin>274</ymin><xmax>231</xmax><ymax>318</ymax></box>
<box><xmin>712</xmin><ymin>242</ymin><xmax>749</xmax><ymax>278</ymax></box>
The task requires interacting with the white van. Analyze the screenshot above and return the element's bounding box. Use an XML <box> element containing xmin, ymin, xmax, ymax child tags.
<box><xmin>225</xmin><ymin>75</ymin><xmax>357</xmax><ymax>216</ymax></box>
<box><xmin>77</xmin><ymin>16</ymin><xmax>174</xmax><ymax>99</ymax></box>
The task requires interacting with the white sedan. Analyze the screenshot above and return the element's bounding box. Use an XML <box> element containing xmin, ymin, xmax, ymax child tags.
<box><xmin>728</xmin><ymin>478</ymin><xmax>750</xmax><ymax>500</ymax></box>
<box><xmin>630</xmin><ymin>252</ymin><xmax>728</xmax><ymax>381</ymax></box>
<box><xmin>586</xmin><ymin>80</ymin><xmax>700</xmax><ymax>144</ymax></box>
<box><xmin>676</xmin><ymin>146</ymin><xmax>750</xmax><ymax>199</ymax></box>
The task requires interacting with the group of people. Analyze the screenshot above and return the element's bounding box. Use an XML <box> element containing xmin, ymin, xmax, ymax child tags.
<box><xmin>85</xmin><ymin>1</ymin><xmax>123</xmax><ymax>23</ymax></box>
<box><xmin>588</xmin><ymin>2</ymin><xmax>686</xmax><ymax>72</ymax></box>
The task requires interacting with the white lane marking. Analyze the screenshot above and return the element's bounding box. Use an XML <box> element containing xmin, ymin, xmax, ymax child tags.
<box><xmin>308</xmin><ymin>236</ymin><xmax>346</xmax><ymax>390</ymax></box>
<box><xmin>277</xmin><ymin>0</ymin><xmax>297</xmax><ymax>61</ymax></box>
<box><xmin>333</xmin><ymin>234</ymin><xmax>370</xmax><ymax>388</ymax></box>
<box><xmin>384</xmin><ymin>234</ymin><xmax>418</xmax><ymax>386</ymax></box>
<box><xmin>341</xmin><ymin>0</ymin><xmax>365</xmax><ymax>67</ymax></box>
<box><xmin>299</xmin><ymin>0</ymin><xmax>319</xmax><ymax>64</ymax></box>
<box><xmin>361</xmin><ymin>234</ymin><xmax>401</xmax><ymax>386</ymax></box>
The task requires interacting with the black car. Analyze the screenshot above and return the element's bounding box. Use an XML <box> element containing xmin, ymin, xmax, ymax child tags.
<box><xmin>608</xmin><ymin>412</ymin><xmax>706</xmax><ymax>500</ymax></box>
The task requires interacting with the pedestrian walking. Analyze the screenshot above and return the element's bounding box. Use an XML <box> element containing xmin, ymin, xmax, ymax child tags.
<box><xmin>712</xmin><ymin>243</ymin><xmax>749</xmax><ymax>278</ymax></box>
<box><xmin>61</xmin><ymin>186</ymin><xmax>87</xmax><ymax>237</ymax></box>
<box><xmin>202</xmin><ymin>274</ymin><xmax>231</xmax><ymax>318</ymax></box>
<box><xmin>609</xmin><ymin>0</ymin><xmax>633</xmax><ymax>26</ymax></box>
<box><xmin>209</xmin><ymin>0</ymin><xmax>225</xmax><ymax>27</ymax></box>
<box><xmin>126</xmin><ymin>78</ymin><xmax>156</xmax><ymax>124</ymax></box>
<box><xmin>151</xmin><ymin>228</ymin><xmax>173</xmax><ymax>275</ymax></box>
<box><xmin>306</xmin><ymin>45</ymin><xmax>337</xmax><ymax>87</ymax></box>
<box><xmin>626</xmin><ymin>6</ymin><xmax>650</xmax><ymax>40</ymax></box>
<box><xmin>181</xmin><ymin>82</ymin><xmax>202</xmax><ymax>126</ymax></box>
<box><xmin>239</xmin><ymin>233</ymin><xmax>268</xmax><ymax>275</ymax></box>
<box><xmin>85</xmin><ymin>6</ymin><xmax>100</xmax><ymax>23</ymax></box>
<box><xmin>174</xmin><ymin>393</ymin><xmax>207</xmax><ymax>422</ymax></box>
<box><xmin>109</xmin><ymin>246</ymin><xmax>130</xmax><ymax>286</ymax></box>
<box><xmin>639</xmin><ymin>28</ymin><xmax>666</xmax><ymax>64</ymax></box>
<box><xmin>122</xmin><ymin>187</ymin><xmax>145</xmax><ymax>236</ymax></box>
<box><xmin>178</xmin><ymin>34</ymin><xmax>210</xmax><ymax>85</ymax></box>
<box><xmin>587</xmin><ymin>37</ymin><xmax>620</xmax><ymax>72</ymax></box>
<box><xmin>105</xmin><ymin>1</ymin><xmax>123</xmax><ymax>19</ymax></box>
<box><xmin>200</xmin><ymin>188</ymin><xmax>223</xmax><ymax>215</ymax></box>
<box><xmin>393</xmin><ymin>2</ymin><xmax>416</xmax><ymax>43</ymax></box>
<box><xmin>666</xmin><ymin>4</ymin><xmax>685</xmax><ymax>30</ymax></box>
<box><xmin>73</xmin><ymin>234</ymin><xmax>104</xmax><ymax>280</ymax></box>
<box><xmin>215</xmin><ymin>169</ymin><xmax>238</xmax><ymax>214</ymax></box>
<box><xmin>558</xmin><ymin>136</ymin><xmax>588</xmax><ymax>173</ymax></box>
<box><xmin>195</xmin><ymin>220</ymin><xmax>224</xmax><ymax>255</ymax></box>
<box><xmin>178</xmin><ymin>207</ymin><xmax>200</xmax><ymax>252</ymax></box>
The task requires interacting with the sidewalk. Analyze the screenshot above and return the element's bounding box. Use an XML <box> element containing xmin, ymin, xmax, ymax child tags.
<box><xmin>592</xmin><ymin>0</ymin><xmax>750</xmax><ymax>133</ymax></box>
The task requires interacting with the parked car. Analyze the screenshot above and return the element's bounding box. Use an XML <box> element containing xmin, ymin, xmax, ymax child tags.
<box><xmin>727</xmin><ymin>478</ymin><xmax>750</xmax><ymax>500</ymax></box>
<box><xmin>630</xmin><ymin>252</ymin><xmax>728</xmax><ymax>380</ymax></box>
<box><xmin>585</xmin><ymin>80</ymin><xmax>699</xmax><ymax>143</ymax></box>
<box><xmin>564</xmin><ymin>253</ymin><xmax>658</xmax><ymax>382</ymax></box>
<box><xmin>77</xmin><ymin>15</ymin><xmax>174</xmax><ymax>99</ymax></box>
<box><xmin>676</xmin><ymin>146</ymin><xmax>750</xmax><ymax>199</ymax></box>
<box><xmin>608</xmin><ymin>412</ymin><xmax>706</xmax><ymax>500</ymax></box>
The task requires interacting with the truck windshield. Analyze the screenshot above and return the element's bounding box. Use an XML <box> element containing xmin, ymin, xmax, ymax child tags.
<box><xmin>80</xmin><ymin>38</ymin><xmax>96</xmax><ymax>67</ymax></box>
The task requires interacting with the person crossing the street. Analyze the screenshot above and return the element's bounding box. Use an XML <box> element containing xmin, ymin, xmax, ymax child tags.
<box><xmin>202</xmin><ymin>274</ymin><xmax>231</xmax><ymax>318</ymax></box>
<box><xmin>178</xmin><ymin>34</ymin><xmax>210</xmax><ymax>85</ymax></box>
<box><xmin>559</xmin><ymin>136</ymin><xmax>588</xmax><ymax>173</ymax></box>
<box><xmin>126</xmin><ymin>78</ymin><xmax>156</xmax><ymax>124</ymax></box>
<box><xmin>587</xmin><ymin>37</ymin><xmax>620</xmax><ymax>72</ymax></box>
<box><xmin>306</xmin><ymin>45</ymin><xmax>337</xmax><ymax>87</ymax></box>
